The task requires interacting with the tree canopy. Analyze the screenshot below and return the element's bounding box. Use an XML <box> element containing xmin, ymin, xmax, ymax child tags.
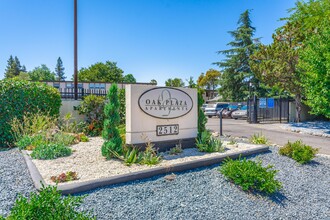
<box><xmin>55</xmin><ymin>57</ymin><xmax>66</xmax><ymax>81</ymax></box>
<box><xmin>165</xmin><ymin>78</ymin><xmax>185</xmax><ymax>87</ymax></box>
<box><xmin>214</xmin><ymin>10</ymin><xmax>261</xmax><ymax>101</ymax></box>
<box><xmin>123</xmin><ymin>74</ymin><xmax>136</xmax><ymax>83</ymax></box>
<box><xmin>4</xmin><ymin>55</ymin><xmax>26</xmax><ymax>78</ymax></box>
<box><xmin>29</xmin><ymin>64</ymin><xmax>56</xmax><ymax>81</ymax></box>
<box><xmin>78</xmin><ymin>61</ymin><xmax>124</xmax><ymax>82</ymax></box>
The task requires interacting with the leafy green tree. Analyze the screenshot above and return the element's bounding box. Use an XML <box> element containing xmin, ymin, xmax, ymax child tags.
<box><xmin>186</xmin><ymin>76</ymin><xmax>196</xmax><ymax>88</ymax></box>
<box><xmin>102</xmin><ymin>84</ymin><xmax>122</xmax><ymax>159</ymax></box>
<box><xmin>214</xmin><ymin>10</ymin><xmax>261</xmax><ymax>101</ymax></box>
<box><xmin>78</xmin><ymin>61</ymin><xmax>124</xmax><ymax>82</ymax></box>
<box><xmin>150</xmin><ymin>79</ymin><xmax>157</xmax><ymax>85</ymax></box>
<box><xmin>165</xmin><ymin>78</ymin><xmax>184</xmax><ymax>87</ymax></box>
<box><xmin>123</xmin><ymin>74</ymin><xmax>136</xmax><ymax>83</ymax></box>
<box><xmin>29</xmin><ymin>64</ymin><xmax>56</xmax><ymax>81</ymax></box>
<box><xmin>14</xmin><ymin>72</ymin><xmax>31</xmax><ymax>81</ymax></box>
<box><xmin>55</xmin><ymin>57</ymin><xmax>66</xmax><ymax>81</ymax></box>
<box><xmin>4</xmin><ymin>55</ymin><xmax>26</xmax><ymax>78</ymax></box>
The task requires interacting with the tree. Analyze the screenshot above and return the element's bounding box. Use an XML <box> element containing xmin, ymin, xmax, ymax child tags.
<box><xmin>29</xmin><ymin>64</ymin><xmax>56</xmax><ymax>81</ymax></box>
<box><xmin>123</xmin><ymin>74</ymin><xmax>136</xmax><ymax>83</ymax></box>
<box><xmin>102</xmin><ymin>84</ymin><xmax>122</xmax><ymax>159</ymax></box>
<box><xmin>55</xmin><ymin>57</ymin><xmax>66</xmax><ymax>81</ymax></box>
<box><xmin>214</xmin><ymin>10</ymin><xmax>260</xmax><ymax>101</ymax></box>
<box><xmin>165</xmin><ymin>78</ymin><xmax>184</xmax><ymax>87</ymax></box>
<box><xmin>150</xmin><ymin>79</ymin><xmax>157</xmax><ymax>85</ymax></box>
<box><xmin>198</xmin><ymin>69</ymin><xmax>220</xmax><ymax>91</ymax></box>
<box><xmin>186</xmin><ymin>76</ymin><xmax>196</xmax><ymax>88</ymax></box>
<box><xmin>4</xmin><ymin>56</ymin><xmax>25</xmax><ymax>78</ymax></box>
<box><xmin>14</xmin><ymin>72</ymin><xmax>31</xmax><ymax>81</ymax></box>
<box><xmin>300</xmin><ymin>25</ymin><xmax>330</xmax><ymax>118</ymax></box>
<box><xmin>197</xmin><ymin>89</ymin><xmax>207</xmax><ymax>137</ymax></box>
<box><xmin>78</xmin><ymin>61</ymin><xmax>124</xmax><ymax>82</ymax></box>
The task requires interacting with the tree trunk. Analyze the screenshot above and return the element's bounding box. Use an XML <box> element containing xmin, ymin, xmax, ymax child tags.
<box><xmin>295</xmin><ymin>93</ymin><xmax>302</xmax><ymax>123</ymax></box>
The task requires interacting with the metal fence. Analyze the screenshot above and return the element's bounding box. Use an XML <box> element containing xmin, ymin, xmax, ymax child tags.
<box><xmin>59</xmin><ymin>88</ymin><xmax>107</xmax><ymax>100</ymax></box>
<box><xmin>247</xmin><ymin>97</ymin><xmax>293</xmax><ymax>123</ymax></box>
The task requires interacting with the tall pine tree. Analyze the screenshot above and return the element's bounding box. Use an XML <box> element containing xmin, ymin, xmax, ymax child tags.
<box><xmin>214</xmin><ymin>10</ymin><xmax>262</xmax><ymax>101</ymax></box>
<box><xmin>4</xmin><ymin>55</ymin><xmax>25</xmax><ymax>78</ymax></box>
<box><xmin>55</xmin><ymin>57</ymin><xmax>66</xmax><ymax>81</ymax></box>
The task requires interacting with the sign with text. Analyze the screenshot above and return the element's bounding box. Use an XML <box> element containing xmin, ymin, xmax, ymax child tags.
<box><xmin>267</xmin><ymin>98</ymin><xmax>274</xmax><ymax>108</ymax></box>
<box><xmin>138</xmin><ymin>87</ymin><xmax>193</xmax><ymax>119</ymax></box>
<box><xmin>126</xmin><ymin>85</ymin><xmax>197</xmax><ymax>146</ymax></box>
<box><xmin>259</xmin><ymin>98</ymin><xmax>266</xmax><ymax>108</ymax></box>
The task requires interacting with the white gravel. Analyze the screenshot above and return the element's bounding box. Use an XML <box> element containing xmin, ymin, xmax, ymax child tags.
<box><xmin>30</xmin><ymin>137</ymin><xmax>261</xmax><ymax>186</ymax></box>
<box><xmin>280</xmin><ymin>121</ymin><xmax>330</xmax><ymax>137</ymax></box>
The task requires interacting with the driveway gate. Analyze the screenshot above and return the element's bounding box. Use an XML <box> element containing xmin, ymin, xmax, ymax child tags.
<box><xmin>247</xmin><ymin>97</ymin><xmax>292</xmax><ymax>123</ymax></box>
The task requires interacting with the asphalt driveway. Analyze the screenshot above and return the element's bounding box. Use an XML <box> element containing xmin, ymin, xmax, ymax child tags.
<box><xmin>207</xmin><ymin>118</ymin><xmax>330</xmax><ymax>155</ymax></box>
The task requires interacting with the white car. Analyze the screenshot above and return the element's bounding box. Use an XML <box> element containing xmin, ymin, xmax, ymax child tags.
<box><xmin>231</xmin><ymin>105</ymin><xmax>247</xmax><ymax>119</ymax></box>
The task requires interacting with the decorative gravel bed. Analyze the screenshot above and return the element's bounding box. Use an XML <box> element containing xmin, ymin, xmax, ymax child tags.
<box><xmin>1</xmin><ymin>147</ymin><xmax>330</xmax><ymax>219</ymax></box>
<box><xmin>0</xmin><ymin>148</ymin><xmax>36</xmax><ymax>217</ymax></box>
<box><xmin>76</xmin><ymin>147</ymin><xmax>330</xmax><ymax>220</ymax></box>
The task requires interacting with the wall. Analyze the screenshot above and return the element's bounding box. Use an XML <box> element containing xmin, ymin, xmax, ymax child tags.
<box><xmin>60</xmin><ymin>100</ymin><xmax>85</xmax><ymax>122</ymax></box>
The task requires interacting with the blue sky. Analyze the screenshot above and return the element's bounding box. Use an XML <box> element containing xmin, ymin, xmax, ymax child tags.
<box><xmin>0</xmin><ymin>0</ymin><xmax>296</xmax><ymax>85</ymax></box>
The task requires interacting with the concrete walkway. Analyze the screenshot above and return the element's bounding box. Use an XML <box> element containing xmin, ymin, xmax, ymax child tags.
<box><xmin>207</xmin><ymin>118</ymin><xmax>330</xmax><ymax>155</ymax></box>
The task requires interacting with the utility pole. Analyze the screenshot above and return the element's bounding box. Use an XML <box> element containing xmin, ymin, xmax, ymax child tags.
<box><xmin>74</xmin><ymin>0</ymin><xmax>78</xmax><ymax>100</ymax></box>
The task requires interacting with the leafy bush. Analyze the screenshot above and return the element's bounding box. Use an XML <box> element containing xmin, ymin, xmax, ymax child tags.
<box><xmin>15</xmin><ymin>134</ymin><xmax>46</xmax><ymax>150</ymax></box>
<box><xmin>77</xmin><ymin>95</ymin><xmax>105</xmax><ymax>136</ymax></box>
<box><xmin>196</xmin><ymin>130</ymin><xmax>225</xmax><ymax>153</ymax></box>
<box><xmin>139</xmin><ymin>139</ymin><xmax>162</xmax><ymax>166</ymax></box>
<box><xmin>102</xmin><ymin>84</ymin><xmax>123</xmax><ymax>159</ymax></box>
<box><xmin>31</xmin><ymin>143</ymin><xmax>72</xmax><ymax>160</ymax></box>
<box><xmin>52</xmin><ymin>132</ymin><xmax>76</xmax><ymax>146</ymax></box>
<box><xmin>3</xmin><ymin>185</ymin><xmax>94</xmax><ymax>220</ymax></box>
<box><xmin>219</xmin><ymin>157</ymin><xmax>282</xmax><ymax>195</ymax></box>
<box><xmin>197</xmin><ymin>89</ymin><xmax>207</xmax><ymax>137</ymax></box>
<box><xmin>113</xmin><ymin>146</ymin><xmax>141</xmax><ymax>166</ymax></box>
<box><xmin>0</xmin><ymin>79</ymin><xmax>61</xmax><ymax>147</ymax></box>
<box><xmin>51</xmin><ymin>171</ymin><xmax>79</xmax><ymax>183</ymax></box>
<box><xmin>79</xmin><ymin>134</ymin><xmax>89</xmax><ymax>142</ymax></box>
<box><xmin>169</xmin><ymin>143</ymin><xmax>183</xmax><ymax>155</ymax></box>
<box><xmin>10</xmin><ymin>112</ymin><xmax>57</xmax><ymax>142</ymax></box>
<box><xmin>250</xmin><ymin>133</ymin><xmax>268</xmax><ymax>144</ymax></box>
<box><xmin>118</xmin><ymin>88</ymin><xmax>126</xmax><ymax>124</ymax></box>
<box><xmin>279</xmin><ymin>140</ymin><xmax>318</xmax><ymax>164</ymax></box>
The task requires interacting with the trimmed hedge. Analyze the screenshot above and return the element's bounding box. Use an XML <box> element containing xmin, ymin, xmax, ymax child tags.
<box><xmin>0</xmin><ymin>79</ymin><xmax>61</xmax><ymax>147</ymax></box>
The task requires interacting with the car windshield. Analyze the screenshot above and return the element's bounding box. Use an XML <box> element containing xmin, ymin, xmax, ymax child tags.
<box><xmin>207</xmin><ymin>104</ymin><xmax>217</xmax><ymax>108</ymax></box>
<box><xmin>240</xmin><ymin>105</ymin><xmax>247</xmax><ymax>110</ymax></box>
<box><xmin>228</xmin><ymin>105</ymin><xmax>238</xmax><ymax>110</ymax></box>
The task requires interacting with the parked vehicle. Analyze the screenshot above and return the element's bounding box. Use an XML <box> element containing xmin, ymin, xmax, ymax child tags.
<box><xmin>204</xmin><ymin>103</ymin><xmax>229</xmax><ymax>118</ymax></box>
<box><xmin>231</xmin><ymin>105</ymin><xmax>248</xmax><ymax>119</ymax></box>
<box><xmin>217</xmin><ymin>105</ymin><xmax>239</xmax><ymax>118</ymax></box>
<box><xmin>201</xmin><ymin>104</ymin><xmax>208</xmax><ymax>112</ymax></box>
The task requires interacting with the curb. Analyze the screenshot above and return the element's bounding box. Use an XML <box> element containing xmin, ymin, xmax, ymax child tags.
<box><xmin>22</xmin><ymin>146</ymin><xmax>269</xmax><ymax>195</ymax></box>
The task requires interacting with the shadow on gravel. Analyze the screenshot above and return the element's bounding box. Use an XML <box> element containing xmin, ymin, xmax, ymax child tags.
<box><xmin>304</xmin><ymin>160</ymin><xmax>321</xmax><ymax>167</ymax></box>
<box><xmin>268</xmin><ymin>191</ymin><xmax>288</xmax><ymax>206</ymax></box>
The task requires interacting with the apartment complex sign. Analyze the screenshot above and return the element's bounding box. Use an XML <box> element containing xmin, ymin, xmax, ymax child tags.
<box><xmin>138</xmin><ymin>87</ymin><xmax>193</xmax><ymax>119</ymax></box>
<box><xmin>126</xmin><ymin>85</ymin><xmax>197</xmax><ymax>147</ymax></box>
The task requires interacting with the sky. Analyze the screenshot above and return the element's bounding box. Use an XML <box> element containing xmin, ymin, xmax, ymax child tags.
<box><xmin>0</xmin><ymin>0</ymin><xmax>296</xmax><ymax>85</ymax></box>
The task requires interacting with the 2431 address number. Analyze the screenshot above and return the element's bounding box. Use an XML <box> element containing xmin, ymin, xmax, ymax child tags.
<box><xmin>156</xmin><ymin>124</ymin><xmax>179</xmax><ymax>136</ymax></box>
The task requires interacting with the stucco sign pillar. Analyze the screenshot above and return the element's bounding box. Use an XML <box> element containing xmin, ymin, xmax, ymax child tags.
<box><xmin>126</xmin><ymin>85</ymin><xmax>197</xmax><ymax>150</ymax></box>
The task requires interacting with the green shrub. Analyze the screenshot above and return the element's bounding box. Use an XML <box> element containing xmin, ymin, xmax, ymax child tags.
<box><xmin>80</xmin><ymin>134</ymin><xmax>89</xmax><ymax>142</ymax></box>
<box><xmin>196</xmin><ymin>130</ymin><xmax>225</xmax><ymax>153</ymax></box>
<box><xmin>0</xmin><ymin>79</ymin><xmax>61</xmax><ymax>147</ymax></box>
<box><xmin>51</xmin><ymin>171</ymin><xmax>79</xmax><ymax>183</ymax></box>
<box><xmin>250</xmin><ymin>133</ymin><xmax>268</xmax><ymax>144</ymax></box>
<box><xmin>102</xmin><ymin>84</ymin><xmax>123</xmax><ymax>159</ymax></box>
<box><xmin>15</xmin><ymin>134</ymin><xmax>46</xmax><ymax>150</ymax></box>
<box><xmin>279</xmin><ymin>140</ymin><xmax>318</xmax><ymax>164</ymax></box>
<box><xmin>169</xmin><ymin>143</ymin><xmax>183</xmax><ymax>155</ymax></box>
<box><xmin>112</xmin><ymin>146</ymin><xmax>141</xmax><ymax>166</ymax></box>
<box><xmin>31</xmin><ymin>143</ymin><xmax>72</xmax><ymax>160</ymax></box>
<box><xmin>139</xmin><ymin>139</ymin><xmax>162</xmax><ymax>166</ymax></box>
<box><xmin>10</xmin><ymin>111</ymin><xmax>57</xmax><ymax>142</ymax></box>
<box><xmin>118</xmin><ymin>88</ymin><xmax>126</xmax><ymax>125</ymax></box>
<box><xmin>52</xmin><ymin>132</ymin><xmax>76</xmax><ymax>146</ymax></box>
<box><xmin>58</xmin><ymin>113</ymin><xmax>83</xmax><ymax>134</ymax></box>
<box><xmin>3</xmin><ymin>185</ymin><xmax>94</xmax><ymax>220</ymax></box>
<box><xmin>77</xmin><ymin>95</ymin><xmax>105</xmax><ymax>136</ymax></box>
<box><xmin>197</xmin><ymin>89</ymin><xmax>207</xmax><ymax>138</ymax></box>
<box><xmin>219</xmin><ymin>157</ymin><xmax>282</xmax><ymax>195</ymax></box>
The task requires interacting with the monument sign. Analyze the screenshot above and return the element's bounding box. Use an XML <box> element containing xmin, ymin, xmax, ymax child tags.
<box><xmin>126</xmin><ymin>85</ymin><xmax>197</xmax><ymax>150</ymax></box>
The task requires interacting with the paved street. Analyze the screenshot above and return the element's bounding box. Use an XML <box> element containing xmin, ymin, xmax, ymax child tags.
<box><xmin>207</xmin><ymin>118</ymin><xmax>330</xmax><ymax>155</ymax></box>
